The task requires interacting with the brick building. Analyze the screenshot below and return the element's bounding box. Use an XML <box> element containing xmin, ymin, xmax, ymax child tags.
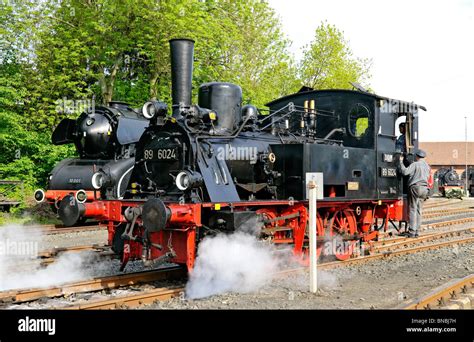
<box><xmin>419</xmin><ymin>142</ymin><xmax>474</xmax><ymax>177</ymax></box>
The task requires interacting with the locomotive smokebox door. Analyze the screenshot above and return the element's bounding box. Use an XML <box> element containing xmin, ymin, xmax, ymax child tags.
<box><xmin>305</xmin><ymin>173</ymin><xmax>324</xmax><ymax>199</ymax></box>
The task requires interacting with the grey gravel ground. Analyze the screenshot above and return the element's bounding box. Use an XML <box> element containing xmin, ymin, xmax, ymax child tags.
<box><xmin>146</xmin><ymin>242</ymin><xmax>474</xmax><ymax>310</ymax></box>
<box><xmin>38</xmin><ymin>228</ymin><xmax>108</xmax><ymax>250</ymax></box>
<box><xmin>8</xmin><ymin>242</ymin><xmax>473</xmax><ymax>310</ymax></box>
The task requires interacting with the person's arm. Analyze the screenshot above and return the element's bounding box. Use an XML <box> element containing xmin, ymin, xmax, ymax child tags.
<box><xmin>398</xmin><ymin>156</ymin><xmax>415</xmax><ymax>176</ymax></box>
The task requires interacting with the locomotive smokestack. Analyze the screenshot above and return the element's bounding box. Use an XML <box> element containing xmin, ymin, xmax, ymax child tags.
<box><xmin>169</xmin><ymin>38</ymin><xmax>195</xmax><ymax>118</ymax></box>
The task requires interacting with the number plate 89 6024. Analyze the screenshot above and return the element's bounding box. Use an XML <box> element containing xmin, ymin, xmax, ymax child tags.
<box><xmin>143</xmin><ymin>148</ymin><xmax>178</xmax><ymax>160</ymax></box>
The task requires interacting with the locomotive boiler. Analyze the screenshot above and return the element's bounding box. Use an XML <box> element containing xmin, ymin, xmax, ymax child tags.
<box><xmin>34</xmin><ymin>101</ymin><xmax>150</xmax><ymax>226</ymax></box>
<box><xmin>65</xmin><ymin>39</ymin><xmax>426</xmax><ymax>270</ymax></box>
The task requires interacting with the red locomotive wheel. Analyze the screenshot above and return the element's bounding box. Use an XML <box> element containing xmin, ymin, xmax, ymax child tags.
<box><xmin>302</xmin><ymin>212</ymin><xmax>325</xmax><ymax>261</ymax></box>
<box><xmin>256</xmin><ymin>208</ymin><xmax>278</xmax><ymax>226</ymax></box>
<box><xmin>256</xmin><ymin>208</ymin><xmax>287</xmax><ymax>240</ymax></box>
<box><xmin>329</xmin><ymin>209</ymin><xmax>358</xmax><ymax>261</ymax></box>
<box><xmin>314</xmin><ymin>213</ymin><xmax>325</xmax><ymax>259</ymax></box>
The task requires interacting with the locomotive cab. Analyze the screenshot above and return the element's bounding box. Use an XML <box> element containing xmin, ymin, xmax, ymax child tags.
<box><xmin>376</xmin><ymin>96</ymin><xmax>424</xmax><ymax>203</ymax></box>
<box><xmin>266</xmin><ymin>89</ymin><xmax>425</xmax><ymax>202</ymax></box>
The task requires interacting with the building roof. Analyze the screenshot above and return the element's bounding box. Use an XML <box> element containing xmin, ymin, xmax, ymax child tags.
<box><xmin>419</xmin><ymin>142</ymin><xmax>474</xmax><ymax>166</ymax></box>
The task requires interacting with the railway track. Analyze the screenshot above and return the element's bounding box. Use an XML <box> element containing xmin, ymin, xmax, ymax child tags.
<box><xmin>0</xmin><ymin>266</ymin><xmax>186</xmax><ymax>304</ymax></box>
<box><xmin>61</xmin><ymin>267</ymin><xmax>309</xmax><ymax>310</ymax></box>
<box><xmin>371</xmin><ymin>226</ymin><xmax>474</xmax><ymax>253</ymax></box>
<box><xmin>423</xmin><ymin>199</ymin><xmax>458</xmax><ymax>209</ymax></box>
<box><xmin>64</xmin><ymin>286</ymin><xmax>184</xmax><ymax>309</ymax></box>
<box><xmin>37</xmin><ymin>244</ymin><xmax>109</xmax><ymax>258</ymax></box>
<box><xmin>421</xmin><ymin>217</ymin><xmax>474</xmax><ymax>230</ymax></box>
<box><xmin>61</xmin><ymin>233</ymin><xmax>474</xmax><ymax>309</ymax></box>
<box><xmin>50</xmin><ymin>234</ymin><xmax>474</xmax><ymax>307</ymax></box>
<box><xmin>4</xmin><ymin>208</ymin><xmax>474</xmax><ymax>309</ymax></box>
<box><xmin>12</xmin><ymin>244</ymin><xmax>114</xmax><ymax>273</ymax></box>
<box><xmin>423</xmin><ymin>204</ymin><xmax>473</xmax><ymax>214</ymax></box>
<box><xmin>422</xmin><ymin>208</ymin><xmax>474</xmax><ymax>220</ymax></box>
<box><xmin>3</xmin><ymin>232</ymin><xmax>473</xmax><ymax>309</ymax></box>
<box><xmin>25</xmin><ymin>222</ymin><xmax>107</xmax><ymax>235</ymax></box>
<box><xmin>48</xmin><ymin>268</ymin><xmax>474</xmax><ymax>311</ymax></box>
<box><xmin>379</xmin><ymin>216</ymin><xmax>474</xmax><ymax>241</ymax></box>
<box><xmin>400</xmin><ymin>274</ymin><xmax>474</xmax><ymax>310</ymax></box>
<box><xmin>37</xmin><ymin>244</ymin><xmax>115</xmax><ymax>266</ymax></box>
<box><xmin>316</xmin><ymin>235</ymin><xmax>474</xmax><ymax>270</ymax></box>
<box><xmin>24</xmin><ymin>224</ymin><xmax>106</xmax><ymax>235</ymax></box>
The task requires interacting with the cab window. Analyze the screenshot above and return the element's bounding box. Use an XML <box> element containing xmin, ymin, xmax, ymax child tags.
<box><xmin>349</xmin><ymin>104</ymin><xmax>370</xmax><ymax>138</ymax></box>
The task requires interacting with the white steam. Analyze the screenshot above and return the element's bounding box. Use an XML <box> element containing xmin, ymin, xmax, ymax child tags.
<box><xmin>186</xmin><ymin>232</ymin><xmax>278</xmax><ymax>299</ymax></box>
<box><xmin>0</xmin><ymin>224</ymin><xmax>98</xmax><ymax>291</ymax></box>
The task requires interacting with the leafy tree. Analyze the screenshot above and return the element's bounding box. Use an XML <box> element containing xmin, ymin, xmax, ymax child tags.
<box><xmin>299</xmin><ymin>22</ymin><xmax>371</xmax><ymax>90</ymax></box>
<box><xmin>6</xmin><ymin>0</ymin><xmax>301</xmax><ymax>117</ymax></box>
<box><xmin>208</xmin><ymin>0</ymin><xmax>300</xmax><ymax>107</ymax></box>
<box><xmin>0</xmin><ymin>3</ymin><xmax>74</xmax><ymax>203</ymax></box>
<box><xmin>0</xmin><ymin>55</ymin><xmax>74</xmax><ymax>203</ymax></box>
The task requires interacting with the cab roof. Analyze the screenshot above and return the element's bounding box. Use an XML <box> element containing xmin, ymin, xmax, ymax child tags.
<box><xmin>265</xmin><ymin>88</ymin><xmax>427</xmax><ymax>112</ymax></box>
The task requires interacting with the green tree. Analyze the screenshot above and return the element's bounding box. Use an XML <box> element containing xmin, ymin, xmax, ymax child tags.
<box><xmin>299</xmin><ymin>22</ymin><xmax>371</xmax><ymax>90</ymax></box>
<box><xmin>210</xmin><ymin>0</ymin><xmax>300</xmax><ymax>107</ymax></box>
<box><xmin>0</xmin><ymin>54</ymin><xmax>74</xmax><ymax>202</ymax></box>
<box><xmin>0</xmin><ymin>2</ymin><xmax>74</xmax><ymax>201</ymax></box>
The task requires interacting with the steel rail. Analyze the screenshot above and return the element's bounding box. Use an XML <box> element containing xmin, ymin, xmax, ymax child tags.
<box><xmin>0</xmin><ymin>266</ymin><xmax>186</xmax><ymax>304</ymax></box>
<box><xmin>400</xmin><ymin>274</ymin><xmax>474</xmax><ymax>310</ymax></box>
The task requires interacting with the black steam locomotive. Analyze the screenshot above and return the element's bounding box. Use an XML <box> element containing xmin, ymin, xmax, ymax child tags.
<box><xmin>34</xmin><ymin>101</ymin><xmax>150</xmax><ymax>225</ymax></box>
<box><xmin>435</xmin><ymin>167</ymin><xmax>463</xmax><ymax>196</ymax></box>
<box><xmin>61</xmin><ymin>39</ymin><xmax>425</xmax><ymax>270</ymax></box>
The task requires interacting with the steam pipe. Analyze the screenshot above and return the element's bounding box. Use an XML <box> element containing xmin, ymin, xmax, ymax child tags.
<box><xmin>324</xmin><ymin>128</ymin><xmax>346</xmax><ymax>140</ymax></box>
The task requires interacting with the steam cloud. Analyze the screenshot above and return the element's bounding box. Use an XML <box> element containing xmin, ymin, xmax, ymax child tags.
<box><xmin>0</xmin><ymin>224</ymin><xmax>99</xmax><ymax>291</ymax></box>
<box><xmin>185</xmin><ymin>232</ymin><xmax>279</xmax><ymax>299</ymax></box>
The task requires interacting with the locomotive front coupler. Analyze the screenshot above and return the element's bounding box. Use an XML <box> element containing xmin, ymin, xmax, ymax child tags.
<box><xmin>146</xmin><ymin>251</ymin><xmax>176</xmax><ymax>268</ymax></box>
<box><xmin>141</xmin><ymin>230</ymin><xmax>167</xmax><ymax>267</ymax></box>
<box><xmin>121</xmin><ymin>207</ymin><xmax>141</xmax><ymax>242</ymax></box>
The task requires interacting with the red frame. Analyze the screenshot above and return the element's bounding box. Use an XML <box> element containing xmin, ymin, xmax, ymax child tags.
<box><xmin>44</xmin><ymin>190</ymin><xmax>96</xmax><ymax>204</ymax></box>
<box><xmin>81</xmin><ymin>197</ymin><xmax>404</xmax><ymax>271</ymax></box>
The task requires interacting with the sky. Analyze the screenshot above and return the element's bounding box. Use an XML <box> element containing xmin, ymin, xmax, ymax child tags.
<box><xmin>268</xmin><ymin>0</ymin><xmax>474</xmax><ymax>142</ymax></box>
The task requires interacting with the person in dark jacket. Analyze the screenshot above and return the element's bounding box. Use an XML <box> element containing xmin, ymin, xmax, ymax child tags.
<box><xmin>395</xmin><ymin>122</ymin><xmax>406</xmax><ymax>153</ymax></box>
<box><xmin>399</xmin><ymin>149</ymin><xmax>431</xmax><ymax>237</ymax></box>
